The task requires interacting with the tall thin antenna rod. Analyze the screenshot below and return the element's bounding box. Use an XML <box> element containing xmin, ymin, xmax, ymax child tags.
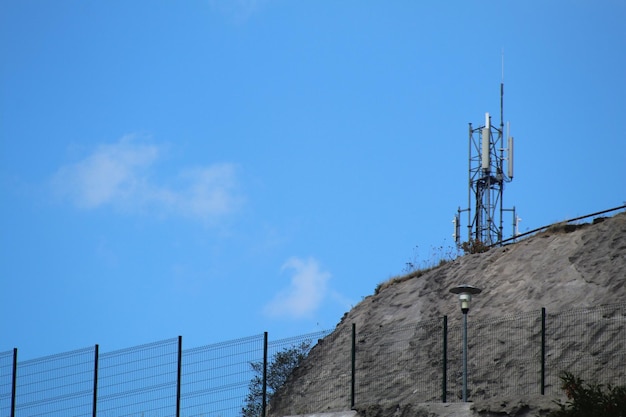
<box><xmin>500</xmin><ymin>50</ymin><xmax>504</xmax><ymax>126</ymax></box>
<box><xmin>500</xmin><ymin>83</ymin><xmax>504</xmax><ymax>129</ymax></box>
<box><xmin>501</xmin><ymin>49</ymin><xmax>505</xmax><ymax>83</ymax></box>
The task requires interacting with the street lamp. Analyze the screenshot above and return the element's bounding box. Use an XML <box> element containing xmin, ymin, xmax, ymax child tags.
<box><xmin>450</xmin><ymin>284</ymin><xmax>482</xmax><ymax>402</ymax></box>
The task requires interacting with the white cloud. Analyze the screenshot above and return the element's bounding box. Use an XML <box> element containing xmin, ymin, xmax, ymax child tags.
<box><xmin>51</xmin><ymin>135</ymin><xmax>159</xmax><ymax>209</ymax></box>
<box><xmin>173</xmin><ymin>165</ymin><xmax>241</xmax><ymax>220</ymax></box>
<box><xmin>51</xmin><ymin>135</ymin><xmax>242</xmax><ymax>223</ymax></box>
<box><xmin>264</xmin><ymin>257</ymin><xmax>331</xmax><ymax>319</ymax></box>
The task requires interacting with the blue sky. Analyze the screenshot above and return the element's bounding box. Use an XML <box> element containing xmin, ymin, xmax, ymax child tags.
<box><xmin>1</xmin><ymin>0</ymin><xmax>625</xmax><ymax>360</ymax></box>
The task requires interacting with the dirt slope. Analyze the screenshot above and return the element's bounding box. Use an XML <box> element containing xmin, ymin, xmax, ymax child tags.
<box><xmin>270</xmin><ymin>212</ymin><xmax>626</xmax><ymax>417</ymax></box>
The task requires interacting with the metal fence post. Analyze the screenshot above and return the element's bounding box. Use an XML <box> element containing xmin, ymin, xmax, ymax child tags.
<box><xmin>177</xmin><ymin>336</ymin><xmax>182</xmax><ymax>417</ymax></box>
<box><xmin>351</xmin><ymin>323</ymin><xmax>356</xmax><ymax>409</ymax></box>
<box><xmin>93</xmin><ymin>344</ymin><xmax>99</xmax><ymax>417</ymax></box>
<box><xmin>262</xmin><ymin>332</ymin><xmax>268</xmax><ymax>417</ymax></box>
<box><xmin>442</xmin><ymin>315</ymin><xmax>448</xmax><ymax>403</ymax></box>
<box><xmin>541</xmin><ymin>308</ymin><xmax>546</xmax><ymax>395</ymax></box>
<box><xmin>10</xmin><ymin>348</ymin><xmax>17</xmax><ymax>417</ymax></box>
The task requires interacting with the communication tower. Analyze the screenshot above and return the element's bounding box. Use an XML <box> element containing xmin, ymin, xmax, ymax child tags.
<box><xmin>453</xmin><ymin>83</ymin><xmax>518</xmax><ymax>247</ymax></box>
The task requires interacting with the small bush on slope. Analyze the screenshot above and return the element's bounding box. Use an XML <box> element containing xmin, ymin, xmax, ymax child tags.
<box><xmin>549</xmin><ymin>372</ymin><xmax>626</xmax><ymax>417</ymax></box>
<box><xmin>242</xmin><ymin>341</ymin><xmax>311</xmax><ymax>417</ymax></box>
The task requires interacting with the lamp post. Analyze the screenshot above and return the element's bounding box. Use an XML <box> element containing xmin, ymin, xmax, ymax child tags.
<box><xmin>450</xmin><ymin>284</ymin><xmax>482</xmax><ymax>402</ymax></box>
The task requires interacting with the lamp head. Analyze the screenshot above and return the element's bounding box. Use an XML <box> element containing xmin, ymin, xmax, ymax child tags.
<box><xmin>459</xmin><ymin>293</ymin><xmax>471</xmax><ymax>313</ymax></box>
<box><xmin>450</xmin><ymin>284</ymin><xmax>482</xmax><ymax>314</ymax></box>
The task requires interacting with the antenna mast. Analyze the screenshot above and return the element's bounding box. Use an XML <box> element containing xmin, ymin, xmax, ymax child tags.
<box><xmin>454</xmin><ymin>69</ymin><xmax>517</xmax><ymax>247</ymax></box>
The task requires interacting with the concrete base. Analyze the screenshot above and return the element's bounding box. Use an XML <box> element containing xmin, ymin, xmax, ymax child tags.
<box><xmin>280</xmin><ymin>397</ymin><xmax>556</xmax><ymax>417</ymax></box>
<box><xmin>414</xmin><ymin>403</ymin><xmax>472</xmax><ymax>417</ymax></box>
<box><xmin>283</xmin><ymin>404</ymin><xmax>473</xmax><ymax>417</ymax></box>
<box><xmin>283</xmin><ymin>412</ymin><xmax>359</xmax><ymax>417</ymax></box>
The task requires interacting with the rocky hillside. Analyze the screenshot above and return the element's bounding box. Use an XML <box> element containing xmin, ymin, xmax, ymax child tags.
<box><xmin>269</xmin><ymin>211</ymin><xmax>626</xmax><ymax>417</ymax></box>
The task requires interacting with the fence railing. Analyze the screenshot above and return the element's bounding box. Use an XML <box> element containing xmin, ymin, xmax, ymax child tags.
<box><xmin>2</xmin><ymin>303</ymin><xmax>625</xmax><ymax>416</ymax></box>
<box><xmin>267</xmin><ymin>303</ymin><xmax>626</xmax><ymax>415</ymax></box>
<box><xmin>351</xmin><ymin>304</ymin><xmax>625</xmax><ymax>407</ymax></box>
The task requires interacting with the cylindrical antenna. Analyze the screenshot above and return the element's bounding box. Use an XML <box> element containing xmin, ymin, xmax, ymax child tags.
<box><xmin>482</xmin><ymin>113</ymin><xmax>490</xmax><ymax>171</ymax></box>
<box><xmin>508</xmin><ymin>135</ymin><xmax>514</xmax><ymax>179</ymax></box>
<box><xmin>507</xmin><ymin>121</ymin><xmax>514</xmax><ymax>178</ymax></box>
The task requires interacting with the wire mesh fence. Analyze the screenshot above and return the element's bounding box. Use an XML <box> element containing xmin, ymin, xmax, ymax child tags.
<box><xmin>0</xmin><ymin>350</ymin><xmax>15</xmax><ymax>417</ymax></box>
<box><xmin>266</xmin><ymin>330</ymin><xmax>335</xmax><ymax>415</ymax></box>
<box><xmin>181</xmin><ymin>334</ymin><xmax>264</xmax><ymax>417</ymax></box>
<box><xmin>356</xmin><ymin>318</ymin><xmax>443</xmax><ymax>405</ymax></box>
<box><xmin>267</xmin><ymin>303</ymin><xmax>626</xmax><ymax>415</ymax></box>
<box><xmin>545</xmin><ymin>304</ymin><xmax>626</xmax><ymax>393</ymax></box>
<box><xmin>14</xmin><ymin>347</ymin><xmax>94</xmax><ymax>417</ymax></box>
<box><xmin>97</xmin><ymin>338</ymin><xmax>179</xmax><ymax>417</ymax></box>
<box><xmin>2</xmin><ymin>303</ymin><xmax>625</xmax><ymax>416</ymax></box>
<box><xmin>461</xmin><ymin>310</ymin><xmax>542</xmax><ymax>401</ymax></box>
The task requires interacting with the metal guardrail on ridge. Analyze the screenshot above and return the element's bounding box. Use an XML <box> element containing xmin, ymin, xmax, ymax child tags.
<box><xmin>498</xmin><ymin>204</ymin><xmax>626</xmax><ymax>246</ymax></box>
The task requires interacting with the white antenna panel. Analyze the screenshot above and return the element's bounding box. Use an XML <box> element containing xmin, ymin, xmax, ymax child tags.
<box><xmin>452</xmin><ymin>216</ymin><xmax>457</xmax><ymax>242</ymax></box>
<box><xmin>481</xmin><ymin>113</ymin><xmax>491</xmax><ymax>170</ymax></box>
<box><xmin>507</xmin><ymin>136</ymin><xmax>514</xmax><ymax>178</ymax></box>
<box><xmin>481</xmin><ymin>127</ymin><xmax>490</xmax><ymax>170</ymax></box>
<box><xmin>452</xmin><ymin>214</ymin><xmax>461</xmax><ymax>244</ymax></box>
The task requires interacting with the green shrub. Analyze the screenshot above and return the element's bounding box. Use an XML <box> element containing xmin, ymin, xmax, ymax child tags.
<box><xmin>549</xmin><ymin>372</ymin><xmax>626</xmax><ymax>417</ymax></box>
<box><xmin>242</xmin><ymin>341</ymin><xmax>311</xmax><ymax>417</ymax></box>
